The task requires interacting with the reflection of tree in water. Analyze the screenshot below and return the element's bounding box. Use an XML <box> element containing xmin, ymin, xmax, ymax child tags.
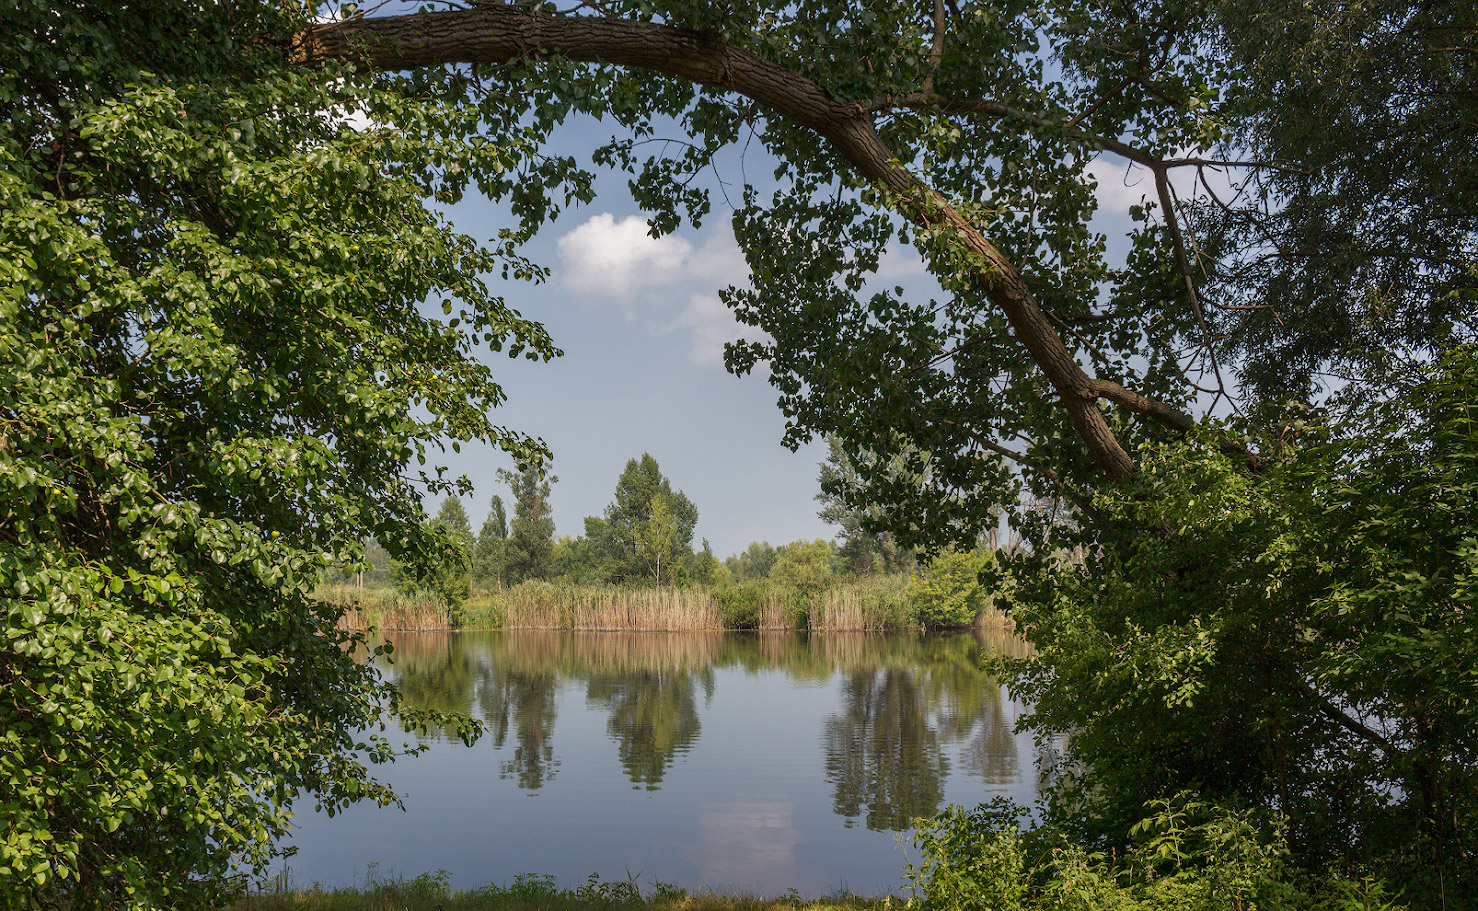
<box><xmin>918</xmin><ymin>638</ymin><xmax>1020</xmax><ymax>788</ymax></box>
<box><xmin>478</xmin><ymin>668</ymin><xmax>560</xmax><ymax>790</ymax></box>
<box><xmin>824</xmin><ymin>668</ymin><xmax>948</xmax><ymax>831</ymax></box>
<box><xmin>586</xmin><ymin>669</ymin><xmax>709</xmax><ymax>790</ymax></box>
<box><xmin>387</xmin><ymin>634</ymin><xmax>479</xmax><ymax>740</ymax></box>
<box><xmin>958</xmin><ymin>693</ymin><xmax>1019</xmax><ymax>785</ymax></box>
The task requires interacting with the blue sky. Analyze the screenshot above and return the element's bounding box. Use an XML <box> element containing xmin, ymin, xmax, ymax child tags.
<box><xmin>424</xmin><ymin>133</ymin><xmax>843</xmax><ymax>558</ymax></box>
<box><xmin>421</xmin><ymin>119</ymin><xmax>1163</xmax><ymax>558</ymax></box>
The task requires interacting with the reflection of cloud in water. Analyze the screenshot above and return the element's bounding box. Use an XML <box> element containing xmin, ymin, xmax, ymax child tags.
<box><xmin>691</xmin><ymin>800</ymin><xmax>798</xmax><ymax>890</ymax></box>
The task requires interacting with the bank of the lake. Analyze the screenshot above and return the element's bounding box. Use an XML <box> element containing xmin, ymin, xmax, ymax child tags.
<box><xmin>321</xmin><ymin>577</ymin><xmax>1012</xmax><ymax>635</ymax></box>
<box><xmin>233</xmin><ymin>874</ymin><xmax>891</xmax><ymax>911</ymax></box>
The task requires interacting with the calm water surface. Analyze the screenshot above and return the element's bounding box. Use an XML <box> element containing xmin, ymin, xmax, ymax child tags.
<box><xmin>279</xmin><ymin>629</ymin><xmax>1046</xmax><ymax>897</ymax></box>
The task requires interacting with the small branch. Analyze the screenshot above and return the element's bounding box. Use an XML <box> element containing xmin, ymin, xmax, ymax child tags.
<box><xmin>1152</xmin><ymin>165</ymin><xmax>1237</xmax><ymax>413</ymax></box>
<box><xmin>1163</xmin><ymin>156</ymin><xmax>1311</xmax><ymax>176</ymax></box>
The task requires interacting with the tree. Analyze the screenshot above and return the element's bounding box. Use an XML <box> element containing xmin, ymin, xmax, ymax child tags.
<box><xmin>726</xmin><ymin>541</ymin><xmax>780</xmax><ymax>582</ymax></box>
<box><xmin>552</xmin><ymin>533</ymin><xmax>605</xmax><ymax>584</ymax></box>
<box><xmin>473</xmin><ymin>495</ymin><xmax>509</xmax><ymax>589</ymax></box>
<box><xmin>770</xmin><ymin>539</ymin><xmax>836</xmax><ymax>595</ymax></box>
<box><xmin>425</xmin><ymin>497</ymin><xmax>474</xmax><ymax>605</ymax></box>
<box><xmin>588</xmin><ymin>454</ymin><xmax>698</xmax><ymax>584</ymax></box>
<box><xmin>907</xmin><ymin>546</ymin><xmax>992</xmax><ymax>630</ymax></box>
<box><xmin>817</xmin><ymin>437</ymin><xmax>915</xmax><ymax>576</ymax></box>
<box><xmin>499</xmin><ymin>465</ymin><xmax>557</xmax><ymax>584</ymax></box>
<box><xmin>1004</xmin><ymin>346</ymin><xmax>1478</xmax><ymax>896</ymax></box>
<box><xmin>635</xmin><ymin>494</ymin><xmax>681</xmax><ymax>585</ymax></box>
<box><xmin>2</xmin><ymin>1</ymin><xmax>553</xmax><ymax>905</ymax></box>
<box><xmin>683</xmin><ymin>539</ymin><xmax>728</xmax><ymax>587</ymax></box>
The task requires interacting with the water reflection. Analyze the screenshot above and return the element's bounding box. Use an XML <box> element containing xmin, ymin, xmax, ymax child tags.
<box><xmin>824</xmin><ymin>668</ymin><xmax>947</xmax><ymax>830</ymax></box>
<box><xmin>479</xmin><ymin>667</ymin><xmax>560</xmax><ymax>789</ymax></box>
<box><xmin>587</xmin><ymin>668</ymin><xmax>709</xmax><ymax>789</ymax></box>
<box><xmin>378</xmin><ymin>629</ymin><xmax>1027</xmax><ymax>831</ymax></box>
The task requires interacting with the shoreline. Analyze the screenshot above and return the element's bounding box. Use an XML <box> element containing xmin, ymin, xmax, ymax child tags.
<box><xmin>320</xmin><ymin>579</ymin><xmax>1014</xmax><ymax>636</ymax></box>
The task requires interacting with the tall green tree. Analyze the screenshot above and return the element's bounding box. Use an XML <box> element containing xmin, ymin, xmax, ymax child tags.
<box><xmin>1</xmin><ymin>1</ymin><xmax>556</xmax><ymax>905</ymax></box>
<box><xmin>473</xmin><ymin>495</ymin><xmax>509</xmax><ymax>589</ymax></box>
<box><xmin>588</xmin><ymin>454</ymin><xmax>698</xmax><ymax>584</ymax></box>
<box><xmin>426</xmin><ymin>496</ymin><xmax>474</xmax><ymax>605</ymax></box>
<box><xmin>499</xmin><ymin>465</ymin><xmax>557</xmax><ymax>584</ymax></box>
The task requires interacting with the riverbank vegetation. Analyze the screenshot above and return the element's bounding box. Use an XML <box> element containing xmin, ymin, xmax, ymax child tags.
<box><xmin>323</xmin><ymin>570</ymin><xmax>1011</xmax><ymax>634</ymax></box>
<box><xmin>324</xmin><ymin>442</ymin><xmax>1013</xmax><ymax>633</ymax></box>
<box><xmin>234</xmin><ymin>873</ymin><xmax>886</xmax><ymax>911</ymax></box>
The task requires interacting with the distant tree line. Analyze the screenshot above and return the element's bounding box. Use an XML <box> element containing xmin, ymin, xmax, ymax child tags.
<box><xmin>346</xmin><ymin>442</ymin><xmax>1004</xmax><ymax>631</ymax></box>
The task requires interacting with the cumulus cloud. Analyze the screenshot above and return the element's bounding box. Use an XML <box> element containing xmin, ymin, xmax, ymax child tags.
<box><xmin>556</xmin><ymin>213</ymin><xmax>762</xmax><ymax>367</ymax></box>
<box><xmin>1085</xmin><ymin>157</ymin><xmax>1155</xmax><ymax>216</ymax></box>
<box><xmin>556</xmin><ymin>213</ymin><xmax>694</xmax><ymax>296</ymax></box>
<box><xmin>672</xmin><ymin>293</ymin><xmax>739</xmax><ymax>367</ymax></box>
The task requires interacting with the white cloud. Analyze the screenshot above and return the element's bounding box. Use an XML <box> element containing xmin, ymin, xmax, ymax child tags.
<box><xmin>875</xmin><ymin>241</ymin><xmax>928</xmax><ymax>281</ymax></box>
<box><xmin>672</xmin><ymin>292</ymin><xmax>766</xmax><ymax>368</ymax></box>
<box><xmin>1085</xmin><ymin>157</ymin><xmax>1155</xmax><ymax>216</ymax></box>
<box><xmin>556</xmin><ymin>213</ymin><xmax>693</xmax><ymax>296</ymax></box>
<box><xmin>557</xmin><ymin>214</ymin><xmax>763</xmax><ymax>367</ymax></box>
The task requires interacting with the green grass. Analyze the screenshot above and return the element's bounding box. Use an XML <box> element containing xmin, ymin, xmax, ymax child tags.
<box><xmin>231</xmin><ymin>872</ymin><xmax>899</xmax><ymax>911</ymax></box>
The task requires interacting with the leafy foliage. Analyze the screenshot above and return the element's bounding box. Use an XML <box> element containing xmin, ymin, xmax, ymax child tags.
<box><xmin>395</xmin><ymin>498</ymin><xmax>474</xmax><ymax>606</ymax></box>
<box><xmin>1002</xmin><ymin>345</ymin><xmax>1478</xmax><ymax>901</ymax></box>
<box><xmin>0</xmin><ymin>1</ymin><xmax>552</xmax><ymax>905</ymax></box>
<box><xmin>907</xmin><ymin>797</ymin><xmax>1402</xmax><ymax>911</ymax></box>
<box><xmin>906</xmin><ymin>547</ymin><xmax>993</xmax><ymax>629</ymax></box>
<box><xmin>817</xmin><ymin>437</ymin><xmax>916</xmax><ymax>576</ymax></box>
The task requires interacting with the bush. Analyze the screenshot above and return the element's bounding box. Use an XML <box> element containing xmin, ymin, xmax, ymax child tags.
<box><xmin>907</xmin><ymin>547</ymin><xmax>992</xmax><ymax>629</ymax></box>
<box><xmin>907</xmin><ymin>797</ymin><xmax>1405</xmax><ymax>911</ymax></box>
<box><xmin>713</xmin><ymin>581</ymin><xmax>767</xmax><ymax>629</ymax></box>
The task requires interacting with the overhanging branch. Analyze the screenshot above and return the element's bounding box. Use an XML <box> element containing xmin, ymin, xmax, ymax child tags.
<box><xmin>307</xmin><ymin>6</ymin><xmax>1218</xmax><ymax>479</ymax></box>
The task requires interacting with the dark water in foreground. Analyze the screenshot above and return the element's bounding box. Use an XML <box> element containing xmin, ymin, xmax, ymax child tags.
<box><xmin>278</xmin><ymin>629</ymin><xmax>1048</xmax><ymax>897</ymax></box>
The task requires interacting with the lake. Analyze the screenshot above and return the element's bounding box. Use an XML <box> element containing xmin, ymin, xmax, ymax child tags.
<box><xmin>276</xmin><ymin>628</ymin><xmax>1048</xmax><ymax>897</ymax></box>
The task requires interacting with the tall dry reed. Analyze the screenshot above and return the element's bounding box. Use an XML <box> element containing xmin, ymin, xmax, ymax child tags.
<box><xmin>494</xmin><ymin>581</ymin><xmax>725</xmax><ymax>631</ymax></box>
<box><xmin>318</xmin><ymin>584</ymin><xmax>454</xmax><ymax>631</ymax></box>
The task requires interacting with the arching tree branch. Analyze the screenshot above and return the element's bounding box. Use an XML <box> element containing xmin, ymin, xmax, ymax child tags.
<box><xmin>306</xmin><ymin>6</ymin><xmax>1210</xmax><ymax>479</ymax></box>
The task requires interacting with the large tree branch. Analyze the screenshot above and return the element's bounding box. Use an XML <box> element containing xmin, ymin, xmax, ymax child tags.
<box><xmin>306</xmin><ymin>6</ymin><xmax>1205</xmax><ymax>478</ymax></box>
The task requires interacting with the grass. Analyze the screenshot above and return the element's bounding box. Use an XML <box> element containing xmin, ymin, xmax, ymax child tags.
<box><xmin>231</xmin><ymin>871</ymin><xmax>898</xmax><ymax>911</ymax></box>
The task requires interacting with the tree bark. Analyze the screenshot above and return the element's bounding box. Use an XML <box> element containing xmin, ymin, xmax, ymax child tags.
<box><xmin>306</xmin><ymin>6</ymin><xmax>1201</xmax><ymax>479</ymax></box>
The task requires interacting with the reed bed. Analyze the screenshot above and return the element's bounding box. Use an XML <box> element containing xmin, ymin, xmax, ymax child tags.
<box><xmin>492</xmin><ymin>581</ymin><xmax>726</xmax><ymax>631</ymax></box>
<box><xmin>322</xmin><ymin>578</ymin><xmax>1017</xmax><ymax>636</ymax></box>
<box><xmin>807</xmin><ymin>576</ymin><xmax>912</xmax><ymax>631</ymax></box>
<box><xmin>318</xmin><ymin>584</ymin><xmax>454</xmax><ymax>631</ymax></box>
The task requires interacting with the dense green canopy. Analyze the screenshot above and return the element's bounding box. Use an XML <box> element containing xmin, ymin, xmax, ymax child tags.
<box><xmin>1</xmin><ymin>1</ymin><xmax>554</xmax><ymax>906</ymax></box>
